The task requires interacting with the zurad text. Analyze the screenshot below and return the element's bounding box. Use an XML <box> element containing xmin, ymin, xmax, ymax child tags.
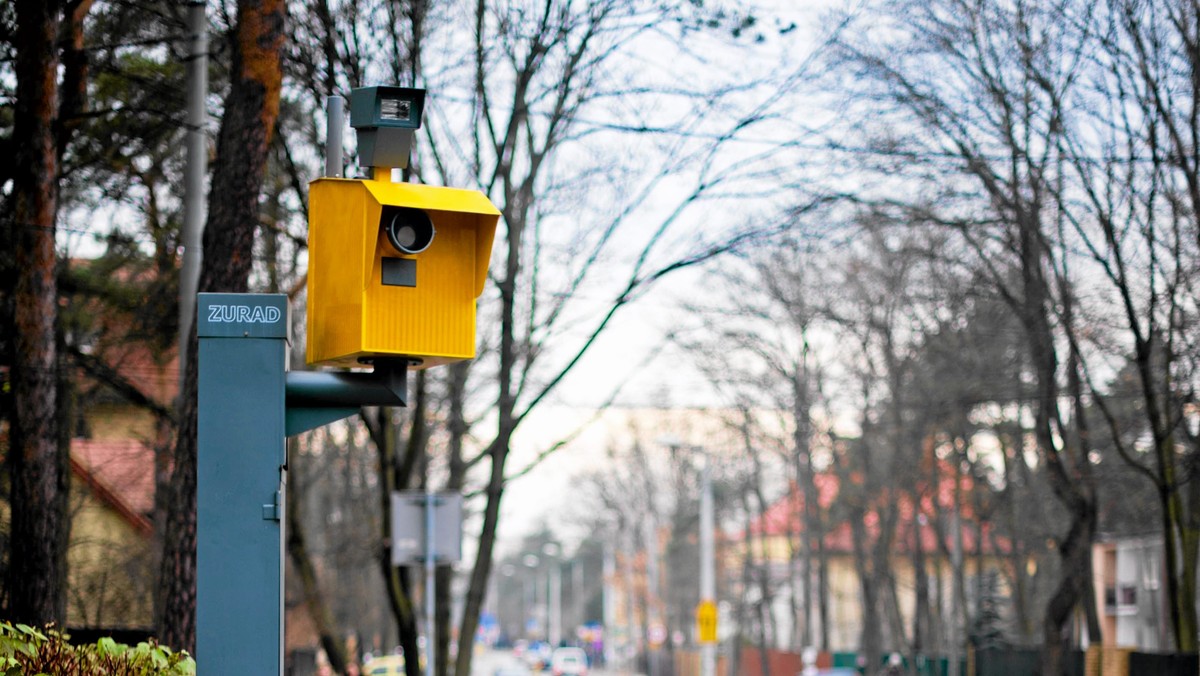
<box><xmin>207</xmin><ymin>304</ymin><xmax>283</xmax><ymax>324</ymax></box>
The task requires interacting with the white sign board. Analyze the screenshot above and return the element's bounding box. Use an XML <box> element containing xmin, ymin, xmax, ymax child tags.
<box><xmin>390</xmin><ymin>491</ymin><xmax>463</xmax><ymax>566</ymax></box>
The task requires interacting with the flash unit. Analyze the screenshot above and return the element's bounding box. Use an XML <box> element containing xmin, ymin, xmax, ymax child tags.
<box><xmin>350</xmin><ymin>86</ymin><xmax>426</xmax><ymax>169</ymax></box>
<box><xmin>380</xmin><ymin>97</ymin><xmax>412</xmax><ymax>122</ymax></box>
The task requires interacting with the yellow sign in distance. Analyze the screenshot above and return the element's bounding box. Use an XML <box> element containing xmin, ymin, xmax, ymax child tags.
<box><xmin>696</xmin><ymin>599</ymin><xmax>718</xmax><ymax>644</ymax></box>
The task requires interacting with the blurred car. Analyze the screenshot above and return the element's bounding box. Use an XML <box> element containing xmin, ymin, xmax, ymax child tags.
<box><xmin>550</xmin><ymin>647</ymin><xmax>588</xmax><ymax>676</ymax></box>
<box><xmin>364</xmin><ymin>654</ymin><xmax>405</xmax><ymax>676</ymax></box>
<box><xmin>523</xmin><ymin>642</ymin><xmax>552</xmax><ymax>670</ymax></box>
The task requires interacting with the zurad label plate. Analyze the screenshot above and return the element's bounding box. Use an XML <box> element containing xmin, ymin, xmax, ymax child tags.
<box><xmin>197</xmin><ymin>293</ymin><xmax>289</xmax><ymax>339</ymax></box>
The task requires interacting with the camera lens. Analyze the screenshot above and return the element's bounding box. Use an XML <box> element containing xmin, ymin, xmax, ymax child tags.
<box><xmin>384</xmin><ymin>207</ymin><xmax>435</xmax><ymax>254</ymax></box>
<box><xmin>392</xmin><ymin>225</ymin><xmax>418</xmax><ymax>249</ymax></box>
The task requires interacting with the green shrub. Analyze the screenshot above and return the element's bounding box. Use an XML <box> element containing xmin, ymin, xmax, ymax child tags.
<box><xmin>0</xmin><ymin>622</ymin><xmax>195</xmax><ymax>675</ymax></box>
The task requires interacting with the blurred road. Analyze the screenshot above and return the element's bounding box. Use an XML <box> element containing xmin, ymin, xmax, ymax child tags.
<box><xmin>471</xmin><ymin>648</ymin><xmax>628</xmax><ymax>676</ymax></box>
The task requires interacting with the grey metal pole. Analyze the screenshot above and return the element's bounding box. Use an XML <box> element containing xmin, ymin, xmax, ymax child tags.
<box><xmin>325</xmin><ymin>96</ymin><xmax>344</xmax><ymax>178</ymax></box>
<box><xmin>540</xmin><ymin>566</ymin><xmax>549</xmax><ymax>638</ymax></box>
<box><xmin>949</xmin><ymin>497</ymin><xmax>963</xmax><ymax>676</ymax></box>
<box><xmin>644</xmin><ymin>514</ymin><xmax>659</xmax><ymax>676</ymax></box>
<box><xmin>525</xmin><ymin>577</ymin><xmax>533</xmax><ymax>639</ymax></box>
<box><xmin>179</xmin><ymin>0</ymin><xmax>207</xmax><ymax>381</ymax></box>
<box><xmin>550</xmin><ymin>559</ymin><xmax>562</xmax><ymax>646</ymax></box>
<box><xmin>700</xmin><ymin>454</ymin><xmax>716</xmax><ymax>676</ymax></box>
<box><xmin>622</xmin><ymin>529</ymin><xmax>638</xmax><ymax>671</ymax></box>
<box><xmin>602</xmin><ymin>541</ymin><xmax>616</xmax><ymax>666</ymax></box>
<box><xmin>572</xmin><ymin>557</ymin><xmax>583</xmax><ymax>643</ymax></box>
<box><xmin>425</xmin><ymin>489</ymin><xmax>436</xmax><ymax>676</ymax></box>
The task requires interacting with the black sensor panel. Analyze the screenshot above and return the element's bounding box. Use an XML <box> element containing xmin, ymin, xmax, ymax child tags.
<box><xmin>382</xmin><ymin>257</ymin><xmax>417</xmax><ymax>287</ymax></box>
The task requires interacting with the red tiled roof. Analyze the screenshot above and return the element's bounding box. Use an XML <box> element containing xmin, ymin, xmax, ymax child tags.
<box><xmin>71</xmin><ymin>438</ymin><xmax>155</xmax><ymax>537</ymax></box>
<box><xmin>749</xmin><ymin>473</ymin><xmax>840</xmax><ymax>538</ymax></box>
<box><xmin>743</xmin><ymin>463</ymin><xmax>1009</xmax><ymax>556</ymax></box>
<box><xmin>68</xmin><ymin>258</ymin><xmax>181</xmax><ymax>405</ymax></box>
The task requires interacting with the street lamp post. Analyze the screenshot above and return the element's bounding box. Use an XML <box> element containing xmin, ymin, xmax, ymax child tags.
<box><xmin>602</xmin><ymin>534</ymin><xmax>617</xmax><ymax>667</ymax></box>
<box><xmin>644</xmin><ymin>514</ymin><xmax>660</xmax><ymax>676</ymax></box>
<box><xmin>660</xmin><ymin>436</ymin><xmax>717</xmax><ymax>676</ymax></box>
<box><xmin>499</xmin><ymin>564</ymin><xmax>518</xmax><ymax>642</ymax></box>
<box><xmin>544</xmin><ymin>542</ymin><xmax>562</xmax><ymax>647</ymax></box>
<box><xmin>524</xmin><ymin>554</ymin><xmax>541</xmax><ymax>640</ymax></box>
<box><xmin>699</xmin><ymin>453</ymin><xmax>716</xmax><ymax>676</ymax></box>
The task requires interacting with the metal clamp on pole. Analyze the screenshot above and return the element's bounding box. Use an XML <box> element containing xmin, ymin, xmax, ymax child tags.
<box><xmin>286</xmin><ymin>360</ymin><xmax>409</xmax><ymax>407</ymax></box>
<box><xmin>284</xmin><ymin>360</ymin><xmax>410</xmax><ymax>435</ymax></box>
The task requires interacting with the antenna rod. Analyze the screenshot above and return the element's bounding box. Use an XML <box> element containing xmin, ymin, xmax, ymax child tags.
<box><xmin>179</xmin><ymin>0</ymin><xmax>207</xmax><ymax>383</ymax></box>
<box><xmin>325</xmin><ymin>96</ymin><xmax>344</xmax><ymax>177</ymax></box>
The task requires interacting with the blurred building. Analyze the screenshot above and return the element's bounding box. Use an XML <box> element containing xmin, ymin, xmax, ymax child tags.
<box><xmin>731</xmin><ymin>462</ymin><xmax>1010</xmax><ymax>653</ymax></box>
<box><xmin>0</xmin><ymin>258</ymin><xmax>177</xmax><ymax>631</ymax></box>
<box><xmin>66</xmin><ymin>438</ymin><xmax>157</xmax><ymax>628</ymax></box>
<box><xmin>1091</xmin><ymin>537</ymin><xmax>1170</xmax><ymax>651</ymax></box>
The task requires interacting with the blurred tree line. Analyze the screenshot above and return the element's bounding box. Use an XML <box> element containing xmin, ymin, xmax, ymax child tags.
<box><xmin>0</xmin><ymin>0</ymin><xmax>797</xmax><ymax>674</ymax></box>
<box><xmin>0</xmin><ymin>1</ymin><xmax>1197</xmax><ymax>676</ymax></box>
<box><xmin>561</xmin><ymin>2</ymin><xmax>1199</xmax><ymax>675</ymax></box>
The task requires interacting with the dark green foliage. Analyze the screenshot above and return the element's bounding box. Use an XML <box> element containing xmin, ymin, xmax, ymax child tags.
<box><xmin>0</xmin><ymin>622</ymin><xmax>195</xmax><ymax>675</ymax></box>
<box><xmin>60</xmin><ymin>232</ymin><xmax>179</xmax><ymax>359</ymax></box>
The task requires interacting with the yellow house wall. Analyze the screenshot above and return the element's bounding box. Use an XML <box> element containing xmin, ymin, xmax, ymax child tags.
<box><xmin>84</xmin><ymin>403</ymin><xmax>157</xmax><ymax>442</ymax></box>
<box><xmin>66</xmin><ymin>475</ymin><xmax>154</xmax><ymax>628</ymax></box>
<box><xmin>736</xmin><ymin>534</ymin><xmax>1006</xmax><ymax>652</ymax></box>
<box><xmin>827</xmin><ymin>553</ymin><xmax>863</xmax><ymax>650</ymax></box>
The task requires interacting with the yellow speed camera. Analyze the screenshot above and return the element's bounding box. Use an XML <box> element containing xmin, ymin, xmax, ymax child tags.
<box><xmin>306</xmin><ymin>177</ymin><xmax>499</xmax><ymax>368</ymax></box>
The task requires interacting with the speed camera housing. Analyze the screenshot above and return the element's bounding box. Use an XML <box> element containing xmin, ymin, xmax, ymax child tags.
<box><xmin>306</xmin><ymin>86</ymin><xmax>500</xmax><ymax>369</ymax></box>
<box><xmin>307</xmin><ymin>178</ymin><xmax>499</xmax><ymax>368</ymax></box>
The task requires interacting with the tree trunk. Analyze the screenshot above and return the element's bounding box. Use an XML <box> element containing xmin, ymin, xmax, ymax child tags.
<box><xmin>816</xmin><ymin>516</ymin><xmax>831</xmax><ymax>653</ymax></box>
<box><xmin>158</xmin><ymin>0</ymin><xmax>285</xmax><ymax>653</ymax></box>
<box><xmin>849</xmin><ymin>479</ymin><xmax>882</xmax><ymax>671</ymax></box>
<box><xmin>912</xmin><ymin>495</ymin><xmax>929</xmax><ymax>656</ymax></box>
<box><xmin>792</xmin><ymin>371</ymin><xmax>817</xmax><ymax>650</ymax></box>
<box><xmin>950</xmin><ymin>453</ymin><xmax>966</xmax><ymax>676</ymax></box>
<box><xmin>6</xmin><ymin>0</ymin><xmax>65</xmax><ymax>627</ymax></box>
<box><xmin>56</xmin><ymin>0</ymin><xmax>95</xmax><ymax>163</ymax></box>
<box><xmin>287</xmin><ymin>442</ymin><xmax>350</xmax><ymax>675</ymax></box>
<box><xmin>881</xmin><ymin>532</ymin><xmax>906</xmax><ymax>655</ymax></box>
<box><xmin>453</xmin><ymin>435</ymin><xmax>511</xmax><ymax>676</ymax></box>
<box><xmin>453</xmin><ymin>185</ymin><xmax>524</xmax><ymax>676</ymax></box>
<box><xmin>1066</xmin><ymin>336</ymin><xmax>1102</xmax><ymax>646</ymax></box>
<box><xmin>997</xmin><ymin>423</ymin><xmax>1035</xmax><ymax>642</ymax></box>
<box><xmin>1180</xmin><ymin>457</ymin><xmax>1200</xmax><ymax>651</ymax></box>
<box><xmin>1020</xmin><ymin>227</ymin><xmax>1095</xmax><ymax>675</ymax></box>
<box><xmin>368</xmin><ymin>401</ymin><xmax>423</xmax><ymax>676</ymax></box>
<box><xmin>1129</xmin><ymin>336</ymin><xmax>1198</xmax><ymax>650</ymax></box>
<box><xmin>436</xmin><ymin>362</ymin><xmax>469</xmax><ymax>676</ymax></box>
